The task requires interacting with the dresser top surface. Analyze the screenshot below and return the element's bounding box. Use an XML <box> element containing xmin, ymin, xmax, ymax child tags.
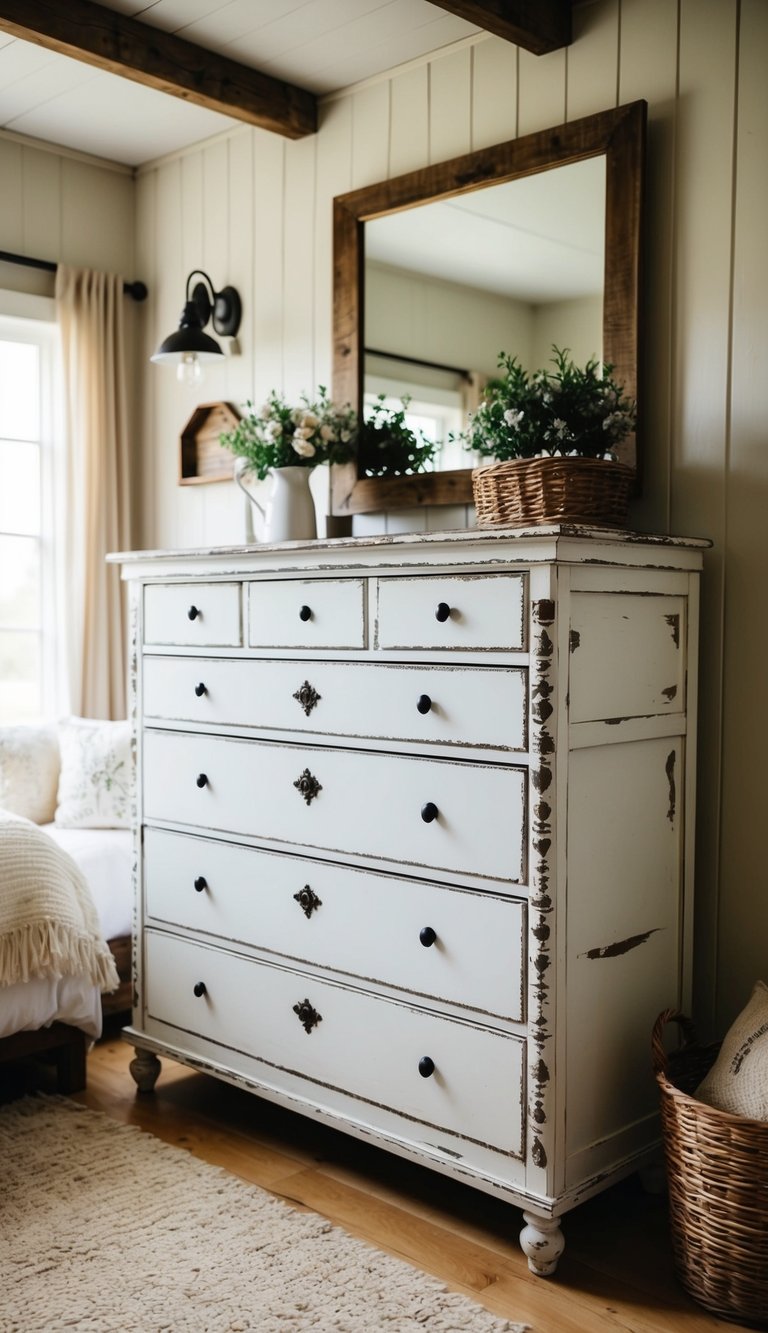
<box><xmin>109</xmin><ymin>524</ymin><xmax>708</xmax><ymax>579</ymax></box>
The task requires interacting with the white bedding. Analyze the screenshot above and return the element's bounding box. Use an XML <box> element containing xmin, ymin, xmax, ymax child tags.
<box><xmin>40</xmin><ymin>825</ymin><xmax>133</xmax><ymax>942</ymax></box>
<box><xmin>0</xmin><ymin>823</ymin><xmax>132</xmax><ymax>1041</ymax></box>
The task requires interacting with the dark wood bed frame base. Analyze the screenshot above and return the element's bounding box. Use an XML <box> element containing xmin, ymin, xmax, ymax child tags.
<box><xmin>0</xmin><ymin>933</ymin><xmax>131</xmax><ymax>1095</ymax></box>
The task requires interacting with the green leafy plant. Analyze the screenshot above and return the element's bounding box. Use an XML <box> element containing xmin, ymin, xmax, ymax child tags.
<box><xmin>357</xmin><ymin>395</ymin><xmax>437</xmax><ymax>477</ymax></box>
<box><xmin>462</xmin><ymin>346</ymin><xmax>636</xmax><ymax>463</ymax></box>
<box><xmin>219</xmin><ymin>387</ymin><xmax>357</xmax><ymax>480</ymax></box>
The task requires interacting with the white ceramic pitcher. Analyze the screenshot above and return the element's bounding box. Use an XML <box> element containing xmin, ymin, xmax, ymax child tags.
<box><xmin>234</xmin><ymin>458</ymin><xmax>317</xmax><ymax>543</ymax></box>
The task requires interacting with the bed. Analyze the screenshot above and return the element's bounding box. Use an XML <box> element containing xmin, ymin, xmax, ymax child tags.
<box><xmin>0</xmin><ymin>719</ymin><xmax>133</xmax><ymax>1091</ymax></box>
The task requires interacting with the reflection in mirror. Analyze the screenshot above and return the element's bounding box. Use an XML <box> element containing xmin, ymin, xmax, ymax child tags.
<box><xmin>364</xmin><ymin>158</ymin><xmax>605</xmax><ymax>471</ymax></box>
<box><xmin>332</xmin><ymin>101</ymin><xmax>645</xmax><ymax>515</ymax></box>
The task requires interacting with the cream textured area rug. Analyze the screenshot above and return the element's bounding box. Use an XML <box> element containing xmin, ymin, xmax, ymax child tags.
<box><xmin>0</xmin><ymin>1096</ymin><xmax>530</xmax><ymax>1333</ymax></box>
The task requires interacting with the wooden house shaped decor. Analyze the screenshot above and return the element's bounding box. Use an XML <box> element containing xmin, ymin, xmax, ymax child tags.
<box><xmin>179</xmin><ymin>402</ymin><xmax>241</xmax><ymax>485</ymax></box>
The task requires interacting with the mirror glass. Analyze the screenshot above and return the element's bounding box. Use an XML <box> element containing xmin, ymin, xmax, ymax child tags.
<box><xmin>364</xmin><ymin>158</ymin><xmax>605</xmax><ymax>471</ymax></box>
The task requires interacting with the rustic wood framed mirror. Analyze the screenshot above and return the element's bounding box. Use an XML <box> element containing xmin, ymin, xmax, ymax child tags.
<box><xmin>331</xmin><ymin>100</ymin><xmax>645</xmax><ymax>516</ymax></box>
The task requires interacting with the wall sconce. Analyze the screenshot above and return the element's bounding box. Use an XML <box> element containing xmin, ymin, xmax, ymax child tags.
<box><xmin>151</xmin><ymin>270</ymin><xmax>242</xmax><ymax>385</ymax></box>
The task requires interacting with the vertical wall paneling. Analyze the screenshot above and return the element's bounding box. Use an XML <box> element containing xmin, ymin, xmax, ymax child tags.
<box><xmin>567</xmin><ymin>0</ymin><xmax>619</xmax><ymax>121</ymax></box>
<box><xmin>0</xmin><ymin>139</ymin><xmax>24</xmax><ymax>253</ymax></box>
<box><xmin>517</xmin><ymin>46</ymin><xmax>567</xmax><ymax>138</ymax></box>
<box><xmin>719</xmin><ymin>0</ymin><xmax>768</xmax><ymax>1027</ymax></box>
<box><xmin>154</xmin><ymin>159</ymin><xmax>185</xmax><ymax>550</ymax></box>
<box><xmin>471</xmin><ymin>37</ymin><xmax>518</xmax><ymax>151</ymax></box>
<box><xmin>283</xmin><ymin>133</ymin><xmax>319</xmax><ymax>399</ymax></box>
<box><xmin>620</xmin><ymin>0</ymin><xmax>680</xmax><ymax>536</ymax></box>
<box><xmin>428</xmin><ymin>47</ymin><xmax>472</xmax><ymax>165</ymax></box>
<box><xmin>674</xmin><ymin>0</ymin><xmax>738</xmax><ymax>1033</ymax></box>
<box><xmin>388</xmin><ymin>64</ymin><xmax>430</xmax><ymax>176</ymax></box>
<box><xmin>251</xmin><ymin>130</ymin><xmax>286</xmax><ymax>406</ymax></box>
<box><xmin>60</xmin><ymin>160</ymin><xmax>134</xmax><ymax>275</ymax></box>
<box><xmin>350</xmin><ymin>82</ymin><xmax>390</xmax><ymax>189</ymax></box>
<box><xmin>314</xmin><ymin>98</ymin><xmax>353</xmax><ymax>393</ymax></box>
<box><xmin>135</xmin><ymin>168</ymin><xmax>156</xmax><ymax>549</ymax></box>
<box><xmin>21</xmin><ymin>147</ymin><xmax>62</xmax><ymax>267</ymax></box>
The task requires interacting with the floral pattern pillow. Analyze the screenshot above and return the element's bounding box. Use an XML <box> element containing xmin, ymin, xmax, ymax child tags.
<box><xmin>55</xmin><ymin>717</ymin><xmax>132</xmax><ymax>829</ymax></box>
<box><xmin>0</xmin><ymin>724</ymin><xmax>61</xmax><ymax>824</ymax></box>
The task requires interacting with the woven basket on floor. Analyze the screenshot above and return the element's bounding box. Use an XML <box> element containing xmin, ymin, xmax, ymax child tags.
<box><xmin>652</xmin><ymin>1009</ymin><xmax>768</xmax><ymax>1328</ymax></box>
<box><xmin>471</xmin><ymin>455</ymin><xmax>634</xmax><ymax>527</ymax></box>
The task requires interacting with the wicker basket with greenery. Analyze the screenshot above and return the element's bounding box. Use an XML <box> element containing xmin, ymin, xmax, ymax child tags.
<box><xmin>464</xmin><ymin>347</ymin><xmax>636</xmax><ymax>527</ymax></box>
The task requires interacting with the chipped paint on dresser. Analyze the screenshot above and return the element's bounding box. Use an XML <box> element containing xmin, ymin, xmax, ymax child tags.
<box><xmin>528</xmin><ymin>595</ymin><xmax>557</xmax><ymax>1176</ymax></box>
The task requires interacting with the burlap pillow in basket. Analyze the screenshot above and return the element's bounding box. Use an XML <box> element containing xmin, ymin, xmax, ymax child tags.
<box><xmin>472</xmin><ymin>455</ymin><xmax>634</xmax><ymax>527</ymax></box>
<box><xmin>696</xmin><ymin>980</ymin><xmax>768</xmax><ymax>1120</ymax></box>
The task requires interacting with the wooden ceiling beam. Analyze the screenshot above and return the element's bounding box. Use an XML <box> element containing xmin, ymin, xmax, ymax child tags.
<box><xmin>434</xmin><ymin>1</ymin><xmax>572</xmax><ymax>55</ymax></box>
<box><xmin>0</xmin><ymin>0</ymin><xmax>317</xmax><ymax>140</ymax></box>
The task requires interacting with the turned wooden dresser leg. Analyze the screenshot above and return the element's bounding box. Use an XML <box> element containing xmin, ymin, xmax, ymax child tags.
<box><xmin>129</xmin><ymin>1047</ymin><xmax>161</xmax><ymax>1093</ymax></box>
<box><xmin>520</xmin><ymin>1212</ymin><xmax>565</xmax><ymax>1276</ymax></box>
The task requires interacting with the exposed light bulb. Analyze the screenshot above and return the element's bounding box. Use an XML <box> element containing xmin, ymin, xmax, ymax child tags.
<box><xmin>177</xmin><ymin>353</ymin><xmax>204</xmax><ymax>386</ymax></box>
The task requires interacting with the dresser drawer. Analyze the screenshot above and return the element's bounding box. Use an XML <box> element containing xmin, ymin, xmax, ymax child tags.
<box><xmin>145</xmin><ymin>930</ymin><xmax>525</xmax><ymax>1157</ymax></box>
<box><xmin>375</xmin><ymin>573</ymin><xmax>527</xmax><ymax>651</ymax></box>
<box><xmin>248</xmin><ymin>578</ymin><xmax>365</xmax><ymax>649</ymax></box>
<box><xmin>143</xmin><ymin>657</ymin><xmax>527</xmax><ymax>752</ymax></box>
<box><xmin>144</xmin><ymin>828</ymin><xmax>526</xmax><ymax>1021</ymax></box>
<box><xmin>144</xmin><ymin>582</ymin><xmax>241</xmax><ymax>647</ymax></box>
<box><xmin>143</xmin><ymin>730</ymin><xmax>526</xmax><ymax>883</ymax></box>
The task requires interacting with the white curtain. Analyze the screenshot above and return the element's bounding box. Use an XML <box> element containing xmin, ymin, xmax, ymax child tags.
<box><xmin>55</xmin><ymin>266</ymin><xmax>135</xmax><ymax>720</ymax></box>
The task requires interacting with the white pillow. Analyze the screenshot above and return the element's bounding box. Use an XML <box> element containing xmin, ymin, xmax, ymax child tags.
<box><xmin>696</xmin><ymin>980</ymin><xmax>768</xmax><ymax>1121</ymax></box>
<box><xmin>0</xmin><ymin>723</ymin><xmax>60</xmax><ymax>824</ymax></box>
<box><xmin>55</xmin><ymin>717</ymin><xmax>132</xmax><ymax>830</ymax></box>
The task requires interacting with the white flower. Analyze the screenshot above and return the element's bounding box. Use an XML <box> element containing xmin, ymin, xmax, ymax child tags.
<box><xmin>504</xmin><ymin>408</ymin><xmax>525</xmax><ymax>428</ymax></box>
<box><xmin>552</xmin><ymin>418</ymin><xmax>569</xmax><ymax>439</ymax></box>
<box><xmin>260</xmin><ymin>401</ymin><xmax>273</xmax><ymax>419</ymax></box>
<box><xmin>320</xmin><ymin>424</ymin><xmax>335</xmax><ymax>442</ymax></box>
<box><xmin>340</xmin><ymin>429</ymin><xmax>352</xmax><ymax>443</ymax></box>
<box><xmin>300</xmin><ymin>411</ymin><xmax>319</xmax><ymax>430</ymax></box>
<box><xmin>292</xmin><ymin>438</ymin><xmax>316</xmax><ymax>458</ymax></box>
<box><xmin>265</xmin><ymin>420</ymin><xmax>282</xmax><ymax>441</ymax></box>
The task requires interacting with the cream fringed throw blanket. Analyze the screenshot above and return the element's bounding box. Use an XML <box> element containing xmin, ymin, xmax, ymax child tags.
<box><xmin>0</xmin><ymin>810</ymin><xmax>119</xmax><ymax>991</ymax></box>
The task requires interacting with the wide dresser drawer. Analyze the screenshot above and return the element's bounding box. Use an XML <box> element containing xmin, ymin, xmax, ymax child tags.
<box><xmin>143</xmin><ymin>657</ymin><xmax>527</xmax><ymax>752</ymax></box>
<box><xmin>142</xmin><ymin>730</ymin><xmax>526</xmax><ymax>883</ymax></box>
<box><xmin>375</xmin><ymin>573</ymin><xmax>527</xmax><ymax>651</ymax></box>
<box><xmin>144</xmin><ymin>828</ymin><xmax>526</xmax><ymax>1021</ymax></box>
<box><xmin>144</xmin><ymin>582</ymin><xmax>241</xmax><ymax>647</ymax></box>
<box><xmin>145</xmin><ymin>930</ymin><xmax>525</xmax><ymax>1158</ymax></box>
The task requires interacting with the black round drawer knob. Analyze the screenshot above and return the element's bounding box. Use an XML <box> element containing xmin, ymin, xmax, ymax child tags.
<box><xmin>419</xmin><ymin>926</ymin><xmax>437</xmax><ymax>948</ymax></box>
<box><xmin>194</xmin><ymin>876</ymin><xmax>207</xmax><ymax>893</ymax></box>
<box><xmin>187</xmin><ymin>605</ymin><xmax>200</xmax><ymax>621</ymax></box>
<box><xmin>421</xmin><ymin>801</ymin><xmax>438</xmax><ymax>823</ymax></box>
<box><xmin>435</xmin><ymin>602</ymin><xmax>451</xmax><ymax>623</ymax></box>
<box><xmin>417</xmin><ymin>694</ymin><xmax>432</xmax><ymax>715</ymax></box>
<box><xmin>299</xmin><ymin>605</ymin><xmax>312</xmax><ymax>622</ymax></box>
<box><xmin>193</xmin><ymin>981</ymin><xmax>207</xmax><ymax>998</ymax></box>
<box><xmin>196</xmin><ymin>773</ymin><xmax>208</xmax><ymax>789</ymax></box>
<box><xmin>418</xmin><ymin>1056</ymin><xmax>435</xmax><ymax>1079</ymax></box>
<box><xmin>194</xmin><ymin>682</ymin><xmax>207</xmax><ymax>697</ymax></box>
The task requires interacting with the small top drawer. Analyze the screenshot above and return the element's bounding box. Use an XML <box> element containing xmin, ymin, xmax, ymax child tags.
<box><xmin>375</xmin><ymin>573</ymin><xmax>527</xmax><ymax>651</ymax></box>
<box><xmin>144</xmin><ymin>583</ymin><xmax>241</xmax><ymax>647</ymax></box>
<box><xmin>248</xmin><ymin>578</ymin><xmax>365</xmax><ymax>649</ymax></box>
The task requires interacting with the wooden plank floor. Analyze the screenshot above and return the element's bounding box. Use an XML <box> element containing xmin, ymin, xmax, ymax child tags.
<box><xmin>44</xmin><ymin>1026</ymin><xmax>749</xmax><ymax>1333</ymax></box>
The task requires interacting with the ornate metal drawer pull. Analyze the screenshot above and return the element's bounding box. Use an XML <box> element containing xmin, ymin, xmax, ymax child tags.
<box><xmin>294</xmin><ymin>885</ymin><xmax>322</xmax><ymax>918</ymax></box>
<box><xmin>293</xmin><ymin>681</ymin><xmax>321</xmax><ymax>716</ymax></box>
<box><xmin>293</xmin><ymin>998</ymin><xmax>322</xmax><ymax>1033</ymax></box>
<box><xmin>294</xmin><ymin>768</ymin><xmax>322</xmax><ymax>804</ymax></box>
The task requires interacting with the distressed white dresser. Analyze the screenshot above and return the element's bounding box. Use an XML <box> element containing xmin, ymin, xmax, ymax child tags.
<box><xmin>114</xmin><ymin>525</ymin><xmax>704</xmax><ymax>1273</ymax></box>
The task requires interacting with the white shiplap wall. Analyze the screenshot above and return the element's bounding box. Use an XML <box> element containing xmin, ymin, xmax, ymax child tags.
<box><xmin>0</xmin><ymin>131</ymin><xmax>135</xmax><ymax>293</ymax></box>
<box><xmin>134</xmin><ymin>0</ymin><xmax>768</xmax><ymax>1038</ymax></box>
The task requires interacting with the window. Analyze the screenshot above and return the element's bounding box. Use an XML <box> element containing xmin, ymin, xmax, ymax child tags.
<box><xmin>0</xmin><ymin>301</ymin><xmax>61</xmax><ymax>722</ymax></box>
